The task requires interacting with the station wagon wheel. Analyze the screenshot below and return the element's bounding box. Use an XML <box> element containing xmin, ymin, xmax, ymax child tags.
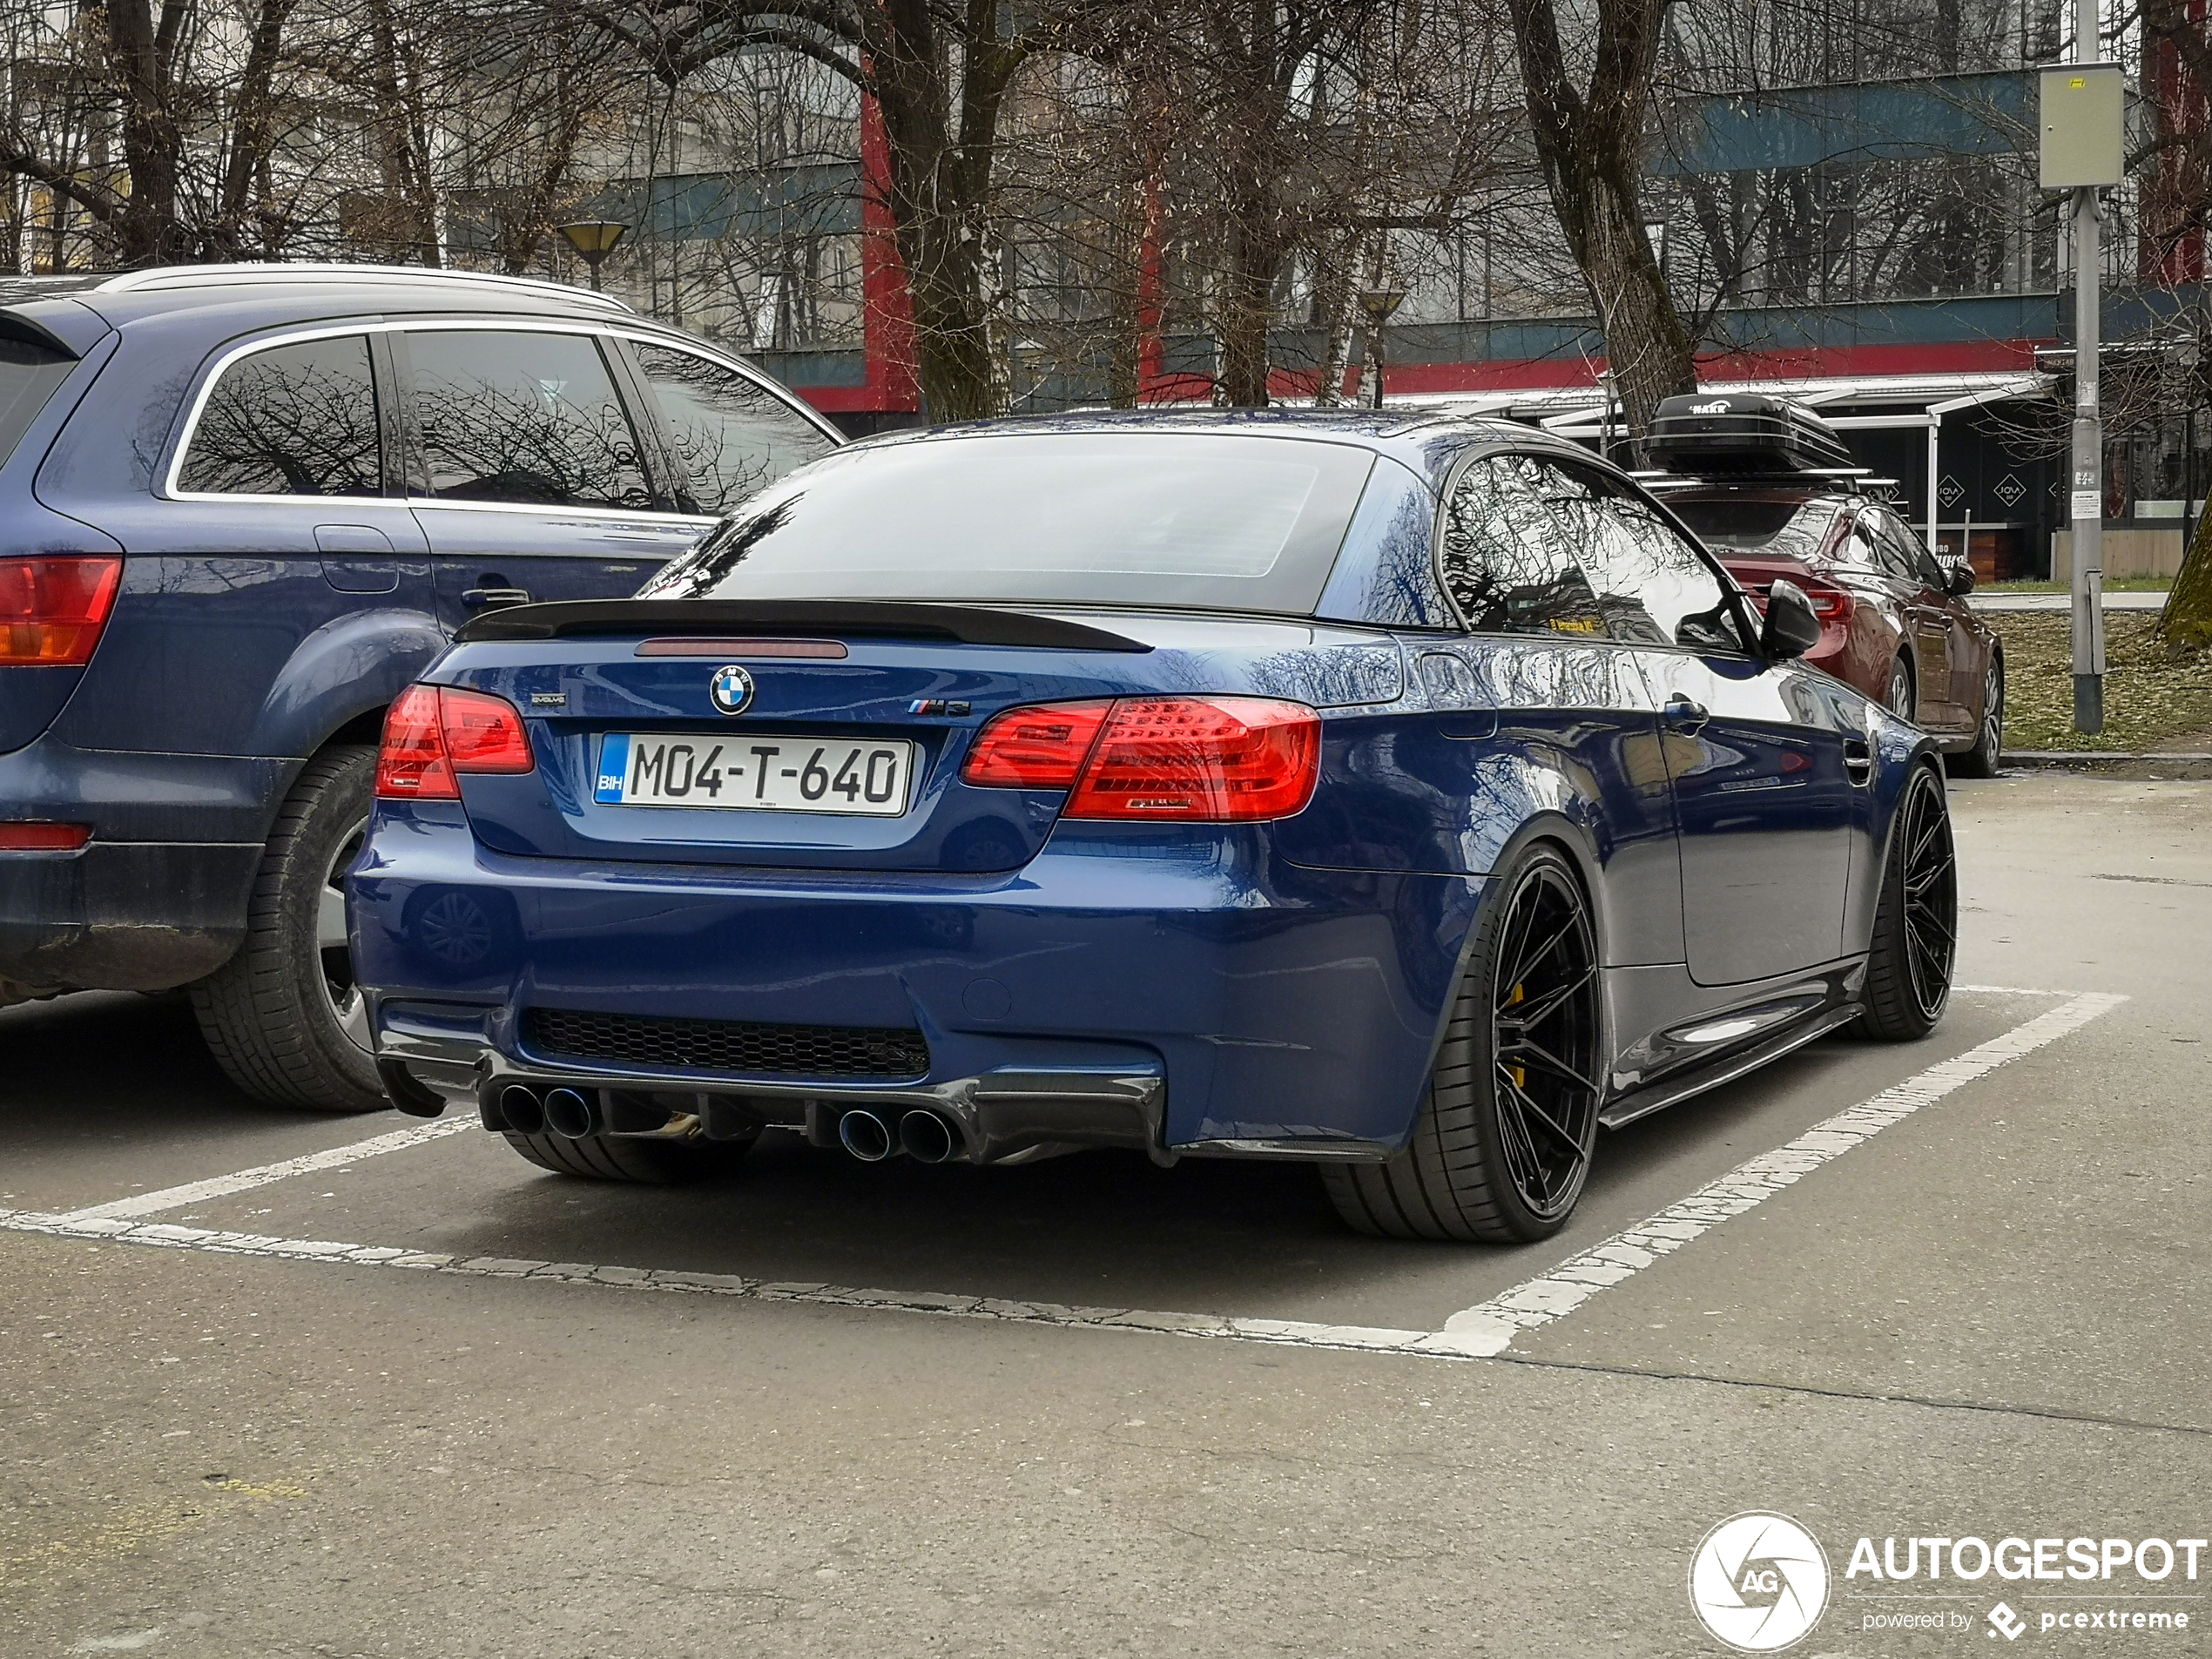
<box><xmin>192</xmin><ymin>745</ymin><xmax>389</xmax><ymax>1112</ymax></box>
<box><xmin>1854</xmin><ymin>764</ymin><xmax>1956</xmax><ymax>1042</ymax></box>
<box><xmin>1321</xmin><ymin>843</ymin><xmax>1602</xmax><ymax>1244</ymax></box>
<box><xmin>319</xmin><ymin>815</ymin><xmax>373</xmax><ymax>1052</ymax></box>
<box><xmin>1951</xmin><ymin>658</ymin><xmax>2004</xmax><ymax>779</ymax></box>
<box><xmin>1885</xmin><ymin>658</ymin><xmax>1914</xmax><ymax>722</ymax></box>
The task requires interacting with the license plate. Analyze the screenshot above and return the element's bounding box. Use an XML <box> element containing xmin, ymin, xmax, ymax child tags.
<box><xmin>594</xmin><ymin>732</ymin><xmax>915</xmax><ymax>816</ymax></box>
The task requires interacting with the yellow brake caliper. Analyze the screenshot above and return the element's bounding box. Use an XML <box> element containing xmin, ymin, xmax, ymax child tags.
<box><xmin>1507</xmin><ymin>983</ymin><xmax>1527</xmax><ymax>1088</ymax></box>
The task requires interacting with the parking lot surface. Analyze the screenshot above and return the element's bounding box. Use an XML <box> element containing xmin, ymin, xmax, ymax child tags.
<box><xmin>3</xmin><ymin>773</ymin><xmax>2207</xmax><ymax>1657</ymax></box>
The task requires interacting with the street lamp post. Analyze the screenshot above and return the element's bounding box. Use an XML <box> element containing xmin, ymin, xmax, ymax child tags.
<box><xmin>1355</xmin><ymin>287</ymin><xmax>1406</xmax><ymax>410</ymax></box>
<box><xmin>556</xmin><ymin>220</ymin><xmax>628</xmax><ymax>292</ymax></box>
<box><xmin>2040</xmin><ymin>13</ymin><xmax>2123</xmax><ymax>734</ymax></box>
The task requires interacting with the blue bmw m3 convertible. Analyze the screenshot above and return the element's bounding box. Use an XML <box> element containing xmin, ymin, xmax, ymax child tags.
<box><xmin>351</xmin><ymin>410</ymin><xmax>1958</xmax><ymax>1244</ymax></box>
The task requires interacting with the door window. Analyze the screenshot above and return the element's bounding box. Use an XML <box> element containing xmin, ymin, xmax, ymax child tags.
<box><xmin>1438</xmin><ymin>453</ymin><xmax>1613</xmax><ymax>637</ymax></box>
<box><xmin>631</xmin><ymin>342</ymin><xmax>836</xmax><ymax>516</ymax></box>
<box><xmin>407</xmin><ymin>330</ymin><xmax>651</xmax><ymax>509</ymax></box>
<box><xmin>1875</xmin><ymin>511</ymin><xmax>1949</xmax><ymax>590</ymax></box>
<box><xmin>176</xmin><ymin>334</ymin><xmax>381</xmax><ymax>497</ymax></box>
<box><xmin>1542</xmin><ymin>460</ymin><xmax>1749</xmax><ymax>653</ymax></box>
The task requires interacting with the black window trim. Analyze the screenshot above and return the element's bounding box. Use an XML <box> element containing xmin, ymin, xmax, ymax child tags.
<box><xmin>1432</xmin><ymin>441</ymin><xmax>1765</xmax><ymax>660</ymax></box>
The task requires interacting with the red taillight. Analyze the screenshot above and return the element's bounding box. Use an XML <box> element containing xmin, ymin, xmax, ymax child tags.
<box><xmin>1750</xmin><ymin>580</ymin><xmax>1853</xmax><ymax>624</ymax></box>
<box><xmin>375</xmin><ymin>685</ymin><xmax>534</xmax><ymax>800</ymax></box>
<box><xmin>965</xmin><ymin>695</ymin><xmax>1321</xmax><ymax>822</ymax></box>
<box><xmin>0</xmin><ymin>556</ymin><xmax>124</xmax><ymax>667</ymax></box>
<box><xmin>961</xmin><ymin>700</ymin><xmax>1113</xmax><ymax>789</ymax></box>
<box><xmin>0</xmin><ymin>821</ymin><xmax>90</xmax><ymax>850</ymax></box>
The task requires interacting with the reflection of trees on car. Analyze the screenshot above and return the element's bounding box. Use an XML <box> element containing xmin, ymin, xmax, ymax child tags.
<box><xmin>178</xmin><ymin>338</ymin><xmax>380</xmax><ymax>497</ymax></box>
<box><xmin>415</xmin><ymin>381</ymin><xmax>650</xmax><ymax>508</ymax></box>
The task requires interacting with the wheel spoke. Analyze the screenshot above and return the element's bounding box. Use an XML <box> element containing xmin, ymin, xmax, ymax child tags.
<box><xmin>1496</xmin><ymin>1066</ymin><xmax>1588</xmax><ymax>1157</ymax></box>
<box><xmin>1499</xmin><ymin>1035</ymin><xmax>1600</xmax><ymax>1096</ymax></box>
<box><xmin>317</xmin><ymin>884</ymin><xmax>350</xmax><ymax>950</ymax></box>
<box><xmin>1501</xmin><ymin>912</ymin><xmax>1580</xmax><ymax>1001</ymax></box>
<box><xmin>1492</xmin><ymin>1082</ymin><xmax>1551</xmax><ymax>1207</ymax></box>
<box><xmin>334</xmin><ymin>988</ymin><xmax>372</xmax><ymax>1052</ymax></box>
<box><xmin>1510</xmin><ymin>963</ymin><xmax>1596</xmax><ymax>1031</ymax></box>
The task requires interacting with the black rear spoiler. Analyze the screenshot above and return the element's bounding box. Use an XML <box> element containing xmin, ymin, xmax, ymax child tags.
<box><xmin>454</xmin><ymin>597</ymin><xmax>1156</xmax><ymax>652</ymax></box>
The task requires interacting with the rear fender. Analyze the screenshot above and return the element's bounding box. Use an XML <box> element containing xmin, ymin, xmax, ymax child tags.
<box><xmin>254</xmin><ymin>606</ymin><xmax>448</xmax><ymax>762</ymax></box>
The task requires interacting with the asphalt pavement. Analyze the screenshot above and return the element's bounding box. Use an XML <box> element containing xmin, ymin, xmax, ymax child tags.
<box><xmin>3</xmin><ymin>773</ymin><xmax>2206</xmax><ymax>1658</ymax></box>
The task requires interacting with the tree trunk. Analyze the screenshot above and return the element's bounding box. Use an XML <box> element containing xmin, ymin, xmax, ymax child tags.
<box><xmin>1507</xmin><ymin>0</ymin><xmax>1696</xmax><ymax>441</ymax></box>
<box><xmin>103</xmin><ymin>0</ymin><xmax>189</xmax><ymax>265</ymax></box>
<box><xmin>2161</xmin><ymin>502</ymin><xmax>2212</xmax><ymax>651</ymax></box>
<box><xmin>1215</xmin><ymin>185</ymin><xmax>1283</xmax><ymax>407</ymax></box>
<box><xmin>213</xmin><ymin>0</ymin><xmax>294</xmax><ymax>260</ymax></box>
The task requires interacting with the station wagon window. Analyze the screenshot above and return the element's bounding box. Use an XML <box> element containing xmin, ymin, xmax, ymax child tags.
<box><xmin>176</xmin><ymin>334</ymin><xmax>381</xmax><ymax>497</ymax></box>
<box><xmin>632</xmin><ymin>342</ymin><xmax>835</xmax><ymax>516</ymax></box>
<box><xmin>407</xmin><ymin>330</ymin><xmax>651</xmax><ymax>509</ymax></box>
<box><xmin>1873</xmin><ymin>510</ymin><xmax>1948</xmax><ymax>589</ymax></box>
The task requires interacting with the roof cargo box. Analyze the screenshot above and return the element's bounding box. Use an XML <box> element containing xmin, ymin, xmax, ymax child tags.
<box><xmin>1646</xmin><ymin>392</ymin><xmax>1858</xmax><ymax>475</ymax></box>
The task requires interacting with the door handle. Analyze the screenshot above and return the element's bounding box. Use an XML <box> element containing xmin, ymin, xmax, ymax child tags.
<box><xmin>1843</xmin><ymin>735</ymin><xmax>1873</xmax><ymax>786</ymax></box>
<box><xmin>462</xmin><ymin>587</ymin><xmax>532</xmax><ymax>608</ymax></box>
<box><xmin>1662</xmin><ymin>694</ymin><xmax>1710</xmax><ymax>733</ymax></box>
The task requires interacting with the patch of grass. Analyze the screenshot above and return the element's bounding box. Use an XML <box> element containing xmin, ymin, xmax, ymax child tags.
<box><xmin>1993</xmin><ymin>611</ymin><xmax>2212</xmax><ymax>751</ymax></box>
<box><xmin>1983</xmin><ymin>577</ymin><xmax>2174</xmax><ymax>594</ymax></box>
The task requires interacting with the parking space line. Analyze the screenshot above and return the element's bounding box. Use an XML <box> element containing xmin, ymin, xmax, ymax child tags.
<box><xmin>0</xmin><ymin>990</ymin><xmax>2124</xmax><ymax>1366</ymax></box>
<box><xmin>1428</xmin><ymin>991</ymin><xmax>2128</xmax><ymax>1358</ymax></box>
<box><xmin>41</xmin><ymin>1116</ymin><xmax>477</xmax><ymax>1224</ymax></box>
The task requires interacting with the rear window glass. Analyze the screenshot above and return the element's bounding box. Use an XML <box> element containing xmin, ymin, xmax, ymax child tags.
<box><xmin>177</xmin><ymin>334</ymin><xmax>381</xmax><ymax>496</ymax></box>
<box><xmin>0</xmin><ymin>337</ymin><xmax>74</xmax><ymax>469</ymax></box>
<box><xmin>1668</xmin><ymin>496</ymin><xmax>1838</xmax><ymax>563</ymax></box>
<box><xmin>641</xmin><ymin>433</ymin><xmax>1378</xmax><ymax>615</ymax></box>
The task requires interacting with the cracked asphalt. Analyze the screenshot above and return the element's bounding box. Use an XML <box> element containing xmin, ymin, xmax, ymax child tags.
<box><xmin>3</xmin><ymin>773</ymin><xmax>2206</xmax><ymax>1657</ymax></box>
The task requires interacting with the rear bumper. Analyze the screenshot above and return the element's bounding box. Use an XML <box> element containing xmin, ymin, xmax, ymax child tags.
<box><xmin>0</xmin><ymin>839</ymin><xmax>260</xmax><ymax>998</ymax></box>
<box><xmin>351</xmin><ymin>801</ymin><xmax>1485</xmax><ymax>1154</ymax></box>
<box><xmin>0</xmin><ymin>734</ymin><xmax>287</xmax><ymax>997</ymax></box>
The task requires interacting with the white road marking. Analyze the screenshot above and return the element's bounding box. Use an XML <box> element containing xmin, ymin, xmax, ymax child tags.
<box><xmin>0</xmin><ymin>991</ymin><xmax>2125</xmax><ymax>1364</ymax></box>
<box><xmin>42</xmin><ymin>1116</ymin><xmax>477</xmax><ymax>1224</ymax></box>
<box><xmin>1431</xmin><ymin>991</ymin><xmax>2128</xmax><ymax>1357</ymax></box>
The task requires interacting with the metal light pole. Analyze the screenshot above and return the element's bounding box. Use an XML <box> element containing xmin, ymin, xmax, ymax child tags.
<box><xmin>556</xmin><ymin>220</ymin><xmax>628</xmax><ymax>292</ymax></box>
<box><xmin>2042</xmin><ymin>18</ymin><xmax>2122</xmax><ymax>733</ymax></box>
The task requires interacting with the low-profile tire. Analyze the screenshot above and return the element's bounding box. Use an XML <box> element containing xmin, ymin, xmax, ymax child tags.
<box><xmin>1321</xmin><ymin>842</ymin><xmax>1603</xmax><ymax>1244</ymax></box>
<box><xmin>191</xmin><ymin>745</ymin><xmax>387</xmax><ymax>1113</ymax></box>
<box><xmin>1855</xmin><ymin>763</ymin><xmax>1957</xmax><ymax>1042</ymax></box>
<box><xmin>502</xmin><ymin>1131</ymin><xmax>754</xmax><ymax>1184</ymax></box>
<box><xmin>1948</xmin><ymin>658</ymin><xmax>2004</xmax><ymax>779</ymax></box>
<box><xmin>1884</xmin><ymin>655</ymin><xmax>1916</xmax><ymax>723</ymax></box>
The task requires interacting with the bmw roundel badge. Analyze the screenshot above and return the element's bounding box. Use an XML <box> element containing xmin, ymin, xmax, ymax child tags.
<box><xmin>708</xmin><ymin>664</ymin><xmax>755</xmax><ymax>716</ymax></box>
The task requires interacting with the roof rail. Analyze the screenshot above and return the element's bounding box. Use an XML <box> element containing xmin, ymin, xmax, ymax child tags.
<box><xmin>92</xmin><ymin>263</ymin><xmax>631</xmax><ymax>314</ymax></box>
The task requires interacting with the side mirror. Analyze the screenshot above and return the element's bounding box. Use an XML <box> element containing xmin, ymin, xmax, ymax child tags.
<box><xmin>1762</xmin><ymin>578</ymin><xmax>1823</xmax><ymax>661</ymax></box>
<box><xmin>1946</xmin><ymin>562</ymin><xmax>1977</xmax><ymax>597</ymax></box>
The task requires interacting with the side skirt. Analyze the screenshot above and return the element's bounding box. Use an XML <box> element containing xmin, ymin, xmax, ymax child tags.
<box><xmin>1597</xmin><ymin>1002</ymin><xmax>1863</xmax><ymax>1130</ymax></box>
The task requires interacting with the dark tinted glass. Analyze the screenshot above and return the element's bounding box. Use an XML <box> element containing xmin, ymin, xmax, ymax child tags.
<box><xmin>1440</xmin><ymin>455</ymin><xmax>1745</xmax><ymax>651</ymax></box>
<box><xmin>1544</xmin><ymin>462</ymin><xmax>1748</xmax><ymax>653</ymax></box>
<box><xmin>1874</xmin><ymin>511</ymin><xmax>1948</xmax><ymax>587</ymax></box>
<box><xmin>1440</xmin><ymin>454</ymin><xmax>1612</xmax><ymax>637</ymax></box>
<box><xmin>177</xmin><ymin>334</ymin><xmax>380</xmax><ymax>496</ymax></box>
<box><xmin>0</xmin><ymin>338</ymin><xmax>72</xmax><ymax>469</ymax></box>
<box><xmin>633</xmin><ymin>343</ymin><xmax>835</xmax><ymax>515</ymax></box>
<box><xmin>642</xmin><ymin>433</ymin><xmax>1378</xmax><ymax>615</ymax></box>
<box><xmin>409</xmin><ymin>330</ymin><xmax>649</xmax><ymax>509</ymax></box>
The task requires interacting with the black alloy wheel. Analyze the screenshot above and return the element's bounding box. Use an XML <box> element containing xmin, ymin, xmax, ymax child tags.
<box><xmin>1951</xmin><ymin>659</ymin><xmax>2005</xmax><ymax>778</ymax></box>
<box><xmin>1856</xmin><ymin>764</ymin><xmax>1957</xmax><ymax>1041</ymax></box>
<box><xmin>1885</xmin><ymin>657</ymin><xmax>1916</xmax><ymax>723</ymax></box>
<box><xmin>1322</xmin><ymin>843</ymin><xmax>1604</xmax><ymax>1243</ymax></box>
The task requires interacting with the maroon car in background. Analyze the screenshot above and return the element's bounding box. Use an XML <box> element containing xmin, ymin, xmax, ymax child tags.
<box><xmin>1642</xmin><ymin>395</ymin><xmax>2006</xmax><ymax>777</ymax></box>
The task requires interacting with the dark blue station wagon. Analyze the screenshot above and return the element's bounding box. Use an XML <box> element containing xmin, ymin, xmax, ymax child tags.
<box><xmin>0</xmin><ymin>264</ymin><xmax>839</xmax><ymax>1109</ymax></box>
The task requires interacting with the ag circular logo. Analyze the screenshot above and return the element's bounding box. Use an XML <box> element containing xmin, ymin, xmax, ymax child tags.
<box><xmin>1689</xmin><ymin>1512</ymin><xmax>1831</xmax><ymax>1652</ymax></box>
<box><xmin>708</xmin><ymin>664</ymin><xmax>754</xmax><ymax>716</ymax></box>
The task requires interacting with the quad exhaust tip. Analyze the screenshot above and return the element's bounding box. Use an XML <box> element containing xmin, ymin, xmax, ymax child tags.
<box><xmin>543</xmin><ymin>1086</ymin><xmax>598</xmax><ymax>1140</ymax></box>
<box><xmin>838</xmin><ymin>1109</ymin><xmax>894</xmax><ymax>1161</ymax></box>
<box><xmin>499</xmin><ymin>1083</ymin><xmax>546</xmax><ymax>1136</ymax></box>
<box><xmin>899</xmin><ymin>1109</ymin><xmax>959</xmax><ymax>1164</ymax></box>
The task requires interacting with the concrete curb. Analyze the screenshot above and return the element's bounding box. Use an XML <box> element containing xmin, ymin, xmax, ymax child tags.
<box><xmin>2001</xmin><ymin>750</ymin><xmax>2212</xmax><ymax>765</ymax></box>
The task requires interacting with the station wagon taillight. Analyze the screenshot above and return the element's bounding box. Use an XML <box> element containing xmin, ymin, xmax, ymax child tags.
<box><xmin>964</xmin><ymin>696</ymin><xmax>1320</xmax><ymax>822</ymax></box>
<box><xmin>0</xmin><ymin>556</ymin><xmax>124</xmax><ymax>666</ymax></box>
<box><xmin>375</xmin><ymin>685</ymin><xmax>535</xmax><ymax>800</ymax></box>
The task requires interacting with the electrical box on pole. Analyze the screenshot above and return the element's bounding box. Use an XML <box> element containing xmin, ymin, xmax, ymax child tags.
<box><xmin>2039</xmin><ymin>65</ymin><xmax>2126</xmax><ymax>188</ymax></box>
<box><xmin>2042</xmin><ymin>43</ymin><xmax>2121</xmax><ymax>735</ymax></box>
